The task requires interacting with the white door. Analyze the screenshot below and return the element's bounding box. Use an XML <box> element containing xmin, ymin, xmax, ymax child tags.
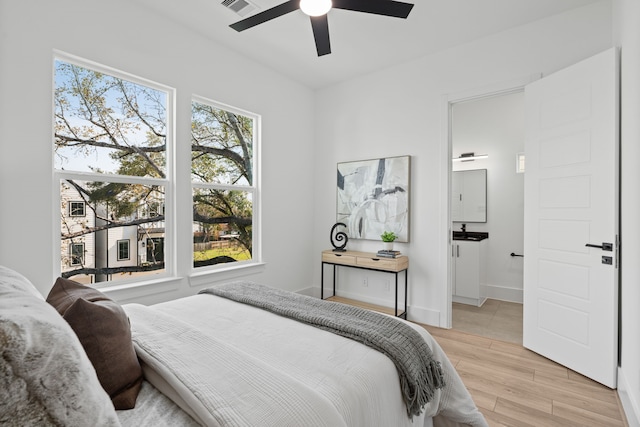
<box><xmin>523</xmin><ymin>48</ymin><xmax>619</xmax><ymax>388</ymax></box>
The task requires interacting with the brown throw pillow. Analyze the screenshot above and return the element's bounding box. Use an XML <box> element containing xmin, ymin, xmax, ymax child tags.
<box><xmin>46</xmin><ymin>277</ymin><xmax>143</xmax><ymax>410</ymax></box>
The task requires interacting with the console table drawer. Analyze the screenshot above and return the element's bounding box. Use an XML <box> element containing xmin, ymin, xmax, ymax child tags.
<box><xmin>357</xmin><ymin>256</ymin><xmax>404</xmax><ymax>271</ymax></box>
<box><xmin>322</xmin><ymin>252</ymin><xmax>357</xmax><ymax>266</ymax></box>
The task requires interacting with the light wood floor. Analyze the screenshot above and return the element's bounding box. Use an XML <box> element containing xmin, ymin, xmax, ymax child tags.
<box><xmin>325</xmin><ymin>295</ymin><xmax>628</xmax><ymax>426</ymax></box>
<box><xmin>452</xmin><ymin>299</ymin><xmax>523</xmax><ymax>344</ymax></box>
<box><xmin>421</xmin><ymin>325</ymin><xmax>628</xmax><ymax>427</ymax></box>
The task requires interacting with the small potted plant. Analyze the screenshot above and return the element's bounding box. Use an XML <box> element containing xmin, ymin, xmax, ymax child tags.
<box><xmin>380</xmin><ymin>231</ymin><xmax>397</xmax><ymax>251</ymax></box>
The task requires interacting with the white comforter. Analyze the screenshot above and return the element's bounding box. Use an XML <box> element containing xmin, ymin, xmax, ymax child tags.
<box><xmin>124</xmin><ymin>294</ymin><xmax>487</xmax><ymax>427</ymax></box>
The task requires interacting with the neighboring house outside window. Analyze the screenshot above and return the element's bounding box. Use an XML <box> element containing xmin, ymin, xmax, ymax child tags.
<box><xmin>60</xmin><ymin>184</ymin><xmax>95</xmax><ymax>280</ymax></box>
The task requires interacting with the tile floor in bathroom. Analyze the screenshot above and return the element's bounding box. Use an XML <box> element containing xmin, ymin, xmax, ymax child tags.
<box><xmin>452</xmin><ymin>298</ymin><xmax>523</xmax><ymax>344</ymax></box>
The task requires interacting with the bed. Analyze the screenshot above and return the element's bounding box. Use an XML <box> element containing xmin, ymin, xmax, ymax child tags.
<box><xmin>0</xmin><ymin>265</ymin><xmax>488</xmax><ymax>427</ymax></box>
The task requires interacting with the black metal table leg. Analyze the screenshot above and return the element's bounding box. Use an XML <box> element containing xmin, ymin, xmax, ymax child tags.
<box><xmin>395</xmin><ymin>272</ymin><xmax>399</xmax><ymax>317</ymax></box>
<box><xmin>321</xmin><ymin>262</ymin><xmax>324</xmax><ymax>300</ymax></box>
<box><xmin>332</xmin><ymin>264</ymin><xmax>336</xmax><ymax>297</ymax></box>
<box><xmin>404</xmin><ymin>268</ymin><xmax>408</xmax><ymax>319</ymax></box>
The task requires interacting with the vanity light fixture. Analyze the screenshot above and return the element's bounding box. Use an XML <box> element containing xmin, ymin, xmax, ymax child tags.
<box><xmin>452</xmin><ymin>152</ymin><xmax>488</xmax><ymax>162</ymax></box>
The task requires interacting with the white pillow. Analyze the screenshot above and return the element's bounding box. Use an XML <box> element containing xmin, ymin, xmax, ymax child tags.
<box><xmin>0</xmin><ymin>266</ymin><xmax>121</xmax><ymax>426</ymax></box>
<box><xmin>0</xmin><ymin>265</ymin><xmax>44</xmax><ymax>300</ymax></box>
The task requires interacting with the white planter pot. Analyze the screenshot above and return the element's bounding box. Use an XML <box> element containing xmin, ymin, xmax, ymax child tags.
<box><xmin>383</xmin><ymin>242</ymin><xmax>394</xmax><ymax>251</ymax></box>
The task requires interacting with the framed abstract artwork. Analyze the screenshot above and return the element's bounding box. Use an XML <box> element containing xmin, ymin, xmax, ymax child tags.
<box><xmin>337</xmin><ymin>155</ymin><xmax>410</xmax><ymax>242</ymax></box>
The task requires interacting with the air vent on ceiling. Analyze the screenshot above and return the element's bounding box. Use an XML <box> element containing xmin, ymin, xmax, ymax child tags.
<box><xmin>221</xmin><ymin>0</ymin><xmax>257</xmax><ymax>17</ymax></box>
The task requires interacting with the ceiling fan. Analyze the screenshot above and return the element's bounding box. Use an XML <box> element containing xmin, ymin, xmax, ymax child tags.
<box><xmin>229</xmin><ymin>0</ymin><xmax>414</xmax><ymax>57</ymax></box>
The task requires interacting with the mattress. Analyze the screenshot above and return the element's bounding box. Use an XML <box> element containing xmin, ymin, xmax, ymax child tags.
<box><xmin>119</xmin><ymin>290</ymin><xmax>487</xmax><ymax>427</ymax></box>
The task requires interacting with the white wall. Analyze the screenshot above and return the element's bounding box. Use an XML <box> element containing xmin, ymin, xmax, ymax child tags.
<box><xmin>1</xmin><ymin>0</ymin><xmax>636</xmax><ymax>423</ymax></box>
<box><xmin>613</xmin><ymin>0</ymin><xmax>640</xmax><ymax>424</ymax></box>
<box><xmin>0</xmin><ymin>0</ymin><xmax>316</xmax><ymax>301</ymax></box>
<box><xmin>313</xmin><ymin>1</ymin><xmax>613</xmax><ymax>326</ymax></box>
<box><xmin>452</xmin><ymin>92</ymin><xmax>525</xmax><ymax>303</ymax></box>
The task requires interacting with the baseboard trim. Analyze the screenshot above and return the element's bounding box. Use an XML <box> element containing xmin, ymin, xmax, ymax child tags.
<box><xmin>406</xmin><ymin>305</ymin><xmax>440</xmax><ymax>326</ymax></box>
<box><xmin>297</xmin><ymin>286</ymin><xmax>316</xmax><ymax>297</ymax></box>
<box><xmin>618</xmin><ymin>367</ymin><xmax>640</xmax><ymax>427</ymax></box>
<box><xmin>485</xmin><ymin>284</ymin><xmax>523</xmax><ymax>303</ymax></box>
<box><xmin>302</xmin><ymin>287</ymin><xmax>440</xmax><ymax>326</ymax></box>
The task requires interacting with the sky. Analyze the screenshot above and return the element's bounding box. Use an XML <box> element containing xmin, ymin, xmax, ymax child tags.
<box><xmin>53</xmin><ymin>59</ymin><xmax>167</xmax><ymax>176</ymax></box>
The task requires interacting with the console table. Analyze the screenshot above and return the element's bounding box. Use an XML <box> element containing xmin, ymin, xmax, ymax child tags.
<box><xmin>321</xmin><ymin>250</ymin><xmax>409</xmax><ymax>318</ymax></box>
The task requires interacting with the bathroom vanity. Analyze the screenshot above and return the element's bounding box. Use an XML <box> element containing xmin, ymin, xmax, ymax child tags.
<box><xmin>452</xmin><ymin>232</ymin><xmax>488</xmax><ymax>307</ymax></box>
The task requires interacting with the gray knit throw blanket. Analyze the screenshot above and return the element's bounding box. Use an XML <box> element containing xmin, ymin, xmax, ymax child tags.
<box><xmin>199</xmin><ymin>281</ymin><xmax>445</xmax><ymax>418</ymax></box>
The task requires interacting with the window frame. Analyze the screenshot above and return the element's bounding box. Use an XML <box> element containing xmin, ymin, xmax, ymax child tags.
<box><xmin>69</xmin><ymin>201</ymin><xmax>86</xmax><ymax>217</ymax></box>
<box><xmin>190</xmin><ymin>95</ymin><xmax>261</xmax><ymax>273</ymax></box>
<box><xmin>52</xmin><ymin>52</ymin><xmax>263</xmax><ymax>294</ymax></box>
<box><xmin>69</xmin><ymin>242</ymin><xmax>85</xmax><ymax>266</ymax></box>
<box><xmin>117</xmin><ymin>239</ymin><xmax>131</xmax><ymax>261</ymax></box>
<box><xmin>53</xmin><ymin>51</ymin><xmax>175</xmax><ymax>288</ymax></box>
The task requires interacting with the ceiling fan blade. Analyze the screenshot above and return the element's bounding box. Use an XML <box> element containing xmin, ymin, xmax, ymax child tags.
<box><xmin>332</xmin><ymin>0</ymin><xmax>414</xmax><ymax>18</ymax></box>
<box><xmin>310</xmin><ymin>15</ymin><xmax>331</xmax><ymax>56</ymax></box>
<box><xmin>230</xmin><ymin>0</ymin><xmax>299</xmax><ymax>32</ymax></box>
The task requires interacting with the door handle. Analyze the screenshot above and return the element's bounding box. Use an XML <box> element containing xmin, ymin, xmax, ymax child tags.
<box><xmin>585</xmin><ymin>242</ymin><xmax>613</xmax><ymax>251</ymax></box>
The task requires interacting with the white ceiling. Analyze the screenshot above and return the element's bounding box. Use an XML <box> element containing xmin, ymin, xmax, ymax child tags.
<box><xmin>133</xmin><ymin>0</ymin><xmax>602</xmax><ymax>89</ymax></box>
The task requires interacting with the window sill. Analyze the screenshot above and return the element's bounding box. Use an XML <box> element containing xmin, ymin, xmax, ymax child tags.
<box><xmin>101</xmin><ymin>276</ymin><xmax>182</xmax><ymax>303</ymax></box>
<box><xmin>97</xmin><ymin>262</ymin><xmax>266</xmax><ymax>303</ymax></box>
<box><xmin>188</xmin><ymin>261</ymin><xmax>266</xmax><ymax>289</ymax></box>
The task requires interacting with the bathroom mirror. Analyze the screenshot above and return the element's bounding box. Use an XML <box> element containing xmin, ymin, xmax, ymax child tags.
<box><xmin>451</xmin><ymin>169</ymin><xmax>487</xmax><ymax>223</ymax></box>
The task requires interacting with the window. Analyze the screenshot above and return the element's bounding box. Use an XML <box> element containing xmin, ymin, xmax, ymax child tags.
<box><xmin>69</xmin><ymin>201</ymin><xmax>85</xmax><ymax>217</ymax></box>
<box><xmin>117</xmin><ymin>240</ymin><xmax>130</xmax><ymax>261</ymax></box>
<box><xmin>53</xmin><ymin>54</ymin><xmax>261</xmax><ymax>288</ymax></box>
<box><xmin>54</xmin><ymin>55</ymin><xmax>172</xmax><ymax>285</ymax></box>
<box><xmin>141</xmin><ymin>202</ymin><xmax>164</xmax><ymax>218</ymax></box>
<box><xmin>69</xmin><ymin>243</ymin><xmax>85</xmax><ymax>266</ymax></box>
<box><xmin>191</xmin><ymin>98</ymin><xmax>258</xmax><ymax>269</ymax></box>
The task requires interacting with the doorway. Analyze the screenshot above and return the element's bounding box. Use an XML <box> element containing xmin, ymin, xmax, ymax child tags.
<box><xmin>449</xmin><ymin>90</ymin><xmax>525</xmax><ymax>343</ymax></box>
<box><xmin>443</xmin><ymin>49</ymin><xmax>619</xmax><ymax>387</ymax></box>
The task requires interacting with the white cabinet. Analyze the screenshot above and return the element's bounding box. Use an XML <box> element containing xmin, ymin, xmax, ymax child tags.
<box><xmin>452</xmin><ymin>239</ymin><xmax>487</xmax><ymax>306</ymax></box>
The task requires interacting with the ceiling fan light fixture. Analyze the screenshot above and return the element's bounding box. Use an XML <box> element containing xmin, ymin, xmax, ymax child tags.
<box><xmin>300</xmin><ymin>0</ymin><xmax>332</xmax><ymax>16</ymax></box>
